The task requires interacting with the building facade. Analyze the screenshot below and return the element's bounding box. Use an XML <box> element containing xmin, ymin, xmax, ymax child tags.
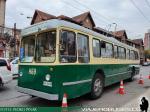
<box><xmin>144</xmin><ymin>31</ymin><xmax>150</xmax><ymax>50</ymax></box>
<box><xmin>132</xmin><ymin>39</ymin><xmax>145</xmax><ymax>64</ymax></box>
<box><xmin>0</xmin><ymin>0</ymin><xmax>6</xmax><ymax>57</ymax></box>
<box><xmin>0</xmin><ymin>0</ymin><xmax>6</xmax><ymax>27</ymax></box>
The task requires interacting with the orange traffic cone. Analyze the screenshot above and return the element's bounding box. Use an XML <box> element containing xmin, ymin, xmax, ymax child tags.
<box><xmin>138</xmin><ymin>75</ymin><xmax>144</xmax><ymax>84</ymax></box>
<box><xmin>62</xmin><ymin>93</ymin><xmax>68</xmax><ymax>108</ymax></box>
<box><xmin>118</xmin><ymin>80</ymin><xmax>125</xmax><ymax>95</ymax></box>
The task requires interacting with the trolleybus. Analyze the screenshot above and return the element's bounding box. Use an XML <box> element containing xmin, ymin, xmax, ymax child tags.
<box><xmin>17</xmin><ymin>19</ymin><xmax>140</xmax><ymax>100</ymax></box>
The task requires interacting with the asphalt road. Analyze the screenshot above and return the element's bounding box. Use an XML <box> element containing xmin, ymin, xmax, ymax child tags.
<box><xmin>0</xmin><ymin>66</ymin><xmax>149</xmax><ymax>109</ymax></box>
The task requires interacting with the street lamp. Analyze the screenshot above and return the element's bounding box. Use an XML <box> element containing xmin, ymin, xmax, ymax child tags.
<box><xmin>27</xmin><ymin>16</ymin><xmax>32</xmax><ymax>19</ymax></box>
<box><xmin>113</xmin><ymin>23</ymin><xmax>117</xmax><ymax>32</ymax></box>
<box><xmin>20</xmin><ymin>13</ymin><xmax>32</xmax><ymax>19</ymax></box>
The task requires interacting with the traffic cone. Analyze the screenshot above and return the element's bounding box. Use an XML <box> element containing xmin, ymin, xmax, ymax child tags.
<box><xmin>62</xmin><ymin>93</ymin><xmax>68</xmax><ymax>108</ymax></box>
<box><xmin>62</xmin><ymin>93</ymin><xmax>68</xmax><ymax>112</ymax></box>
<box><xmin>118</xmin><ymin>80</ymin><xmax>125</xmax><ymax>95</ymax></box>
<box><xmin>138</xmin><ymin>75</ymin><xmax>144</xmax><ymax>84</ymax></box>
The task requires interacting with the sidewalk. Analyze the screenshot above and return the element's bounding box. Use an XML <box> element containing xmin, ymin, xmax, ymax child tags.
<box><xmin>120</xmin><ymin>88</ymin><xmax>150</xmax><ymax>112</ymax></box>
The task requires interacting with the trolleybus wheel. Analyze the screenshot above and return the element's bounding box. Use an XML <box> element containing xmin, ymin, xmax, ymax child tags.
<box><xmin>90</xmin><ymin>73</ymin><xmax>104</xmax><ymax>99</ymax></box>
<box><xmin>0</xmin><ymin>78</ymin><xmax>3</xmax><ymax>87</ymax></box>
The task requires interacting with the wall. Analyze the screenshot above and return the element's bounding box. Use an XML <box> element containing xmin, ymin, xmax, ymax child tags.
<box><xmin>0</xmin><ymin>0</ymin><xmax>6</xmax><ymax>27</ymax></box>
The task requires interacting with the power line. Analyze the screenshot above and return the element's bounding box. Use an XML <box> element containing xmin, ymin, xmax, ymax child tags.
<box><xmin>73</xmin><ymin>0</ymin><xmax>113</xmax><ymax>23</ymax></box>
<box><xmin>62</xmin><ymin>0</ymin><xmax>119</xmax><ymax>30</ymax></box>
<box><xmin>130</xmin><ymin>0</ymin><xmax>150</xmax><ymax>23</ymax></box>
<box><xmin>61</xmin><ymin>0</ymin><xmax>143</xmax><ymax>37</ymax></box>
<box><xmin>61</xmin><ymin>0</ymin><xmax>109</xmax><ymax>24</ymax></box>
<box><xmin>72</xmin><ymin>0</ymin><xmax>142</xmax><ymax>36</ymax></box>
<box><xmin>145</xmin><ymin>0</ymin><xmax>150</xmax><ymax>9</ymax></box>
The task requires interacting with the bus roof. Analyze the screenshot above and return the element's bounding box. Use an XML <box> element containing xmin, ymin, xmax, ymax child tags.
<box><xmin>21</xmin><ymin>19</ymin><xmax>138</xmax><ymax>51</ymax></box>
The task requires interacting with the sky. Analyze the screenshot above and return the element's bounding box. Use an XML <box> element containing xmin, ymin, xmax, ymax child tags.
<box><xmin>5</xmin><ymin>0</ymin><xmax>150</xmax><ymax>39</ymax></box>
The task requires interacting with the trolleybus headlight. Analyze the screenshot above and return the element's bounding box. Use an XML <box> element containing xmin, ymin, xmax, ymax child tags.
<box><xmin>20</xmin><ymin>72</ymin><xmax>23</xmax><ymax>77</ymax></box>
<box><xmin>45</xmin><ymin>74</ymin><xmax>51</xmax><ymax>81</ymax></box>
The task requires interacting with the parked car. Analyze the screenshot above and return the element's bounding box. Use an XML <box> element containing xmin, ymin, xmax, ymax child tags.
<box><xmin>10</xmin><ymin>57</ymin><xmax>19</xmax><ymax>78</ymax></box>
<box><xmin>0</xmin><ymin>58</ymin><xmax>13</xmax><ymax>86</ymax></box>
<box><xmin>143</xmin><ymin>62</ymin><xmax>150</xmax><ymax>66</ymax></box>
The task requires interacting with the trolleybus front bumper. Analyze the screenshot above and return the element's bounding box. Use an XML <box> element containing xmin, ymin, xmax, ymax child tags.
<box><xmin>16</xmin><ymin>86</ymin><xmax>59</xmax><ymax>100</ymax></box>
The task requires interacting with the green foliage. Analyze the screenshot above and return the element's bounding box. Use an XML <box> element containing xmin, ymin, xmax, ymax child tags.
<box><xmin>4</xmin><ymin>32</ymin><xmax>16</xmax><ymax>47</ymax></box>
<box><xmin>144</xmin><ymin>50</ymin><xmax>150</xmax><ymax>59</ymax></box>
<box><xmin>4</xmin><ymin>33</ymin><xmax>11</xmax><ymax>43</ymax></box>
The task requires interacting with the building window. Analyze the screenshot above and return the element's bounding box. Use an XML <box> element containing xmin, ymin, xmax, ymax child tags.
<box><xmin>118</xmin><ymin>47</ymin><xmax>126</xmax><ymax>59</ymax></box>
<box><xmin>77</xmin><ymin>33</ymin><xmax>89</xmax><ymax>63</ymax></box>
<box><xmin>60</xmin><ymin>30</ymin><xmax>76</xmax><ymax>63</ymax></box>
<box><xmin>93</xmin><ymin>39</ymin><xmax>100</xmax><ymax>57</ymax></box>
<box><xmin>114</xmin><ymin>45</ymin><xmax>118</xmax><ymax>58</ymax></box>
<box><xmin>101</xmin><ymin>41</ymin><xmax>113</xmax><ymax>58</ymax></box>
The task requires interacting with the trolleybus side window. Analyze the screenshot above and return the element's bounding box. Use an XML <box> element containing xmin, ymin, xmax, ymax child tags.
<box><xmin>126</xmin><ymin>49</ymin><xmax>130</xmax><ymax>59</ymax></box>
<box><xmin>118</xmin><ymin>47</ymin><xmax>126</xmax><ymax>59</ymax></box>
<box><xmin>93</xmin><ymin>39</ymin><xmax>100</xmax><ymax>57</ymax></box>
<box><xmin>77</xmin><ymin>33</ymin><xmax>89</xmax><ymax>63</ymax></box>
<box><xmin>130</xmin><ymin>50</ymin><xmax>135</xmax><ymax>60</ymax></box>
<box><xmin>36</xmin><ymin>31</ymin><xmax>56</xmax><ymax>62</ymax></box>
<box><xmin>60</xmin><ymin>30</ymin><xmax>76</xmax><ymax>63</ymax></box>
<box><xmin>135</xmin><ymin>51</ymin><xmax>139</xmax><ymax>60</ymax></box>
<box><xmin>130</xmin><ymin>50</ymin><xmax>138</xmax><ymax>60</ymax></box>
<box><xmin>134</xmin><ymin>51</ymin><xmax>139</xmax><ymax>60</ymax></box>
<box><xmin>101</xmin><ymin>41</ymin><xmax>113</xmax><ymax>58</ymax></box>
<box><xmin>114</xmin><ymin>45</ymin><xmax>118</xmax><ymax>58</ymax></box>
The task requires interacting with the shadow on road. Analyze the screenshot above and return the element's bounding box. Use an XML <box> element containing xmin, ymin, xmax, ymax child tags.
<box><xmin>18</xmin><ymin>78</ymin><xmax>137</xmax><ymax>107</ymax></box>
<box><xmin>0</xmin><ymin>86</ymin><xmax>10</xmax><ymax>93</ymax></box>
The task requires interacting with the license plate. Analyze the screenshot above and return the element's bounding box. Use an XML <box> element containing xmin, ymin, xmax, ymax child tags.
<box><xmin>43</xmin><ymin>81</ymin><xmax>52</xmax><ymax>87</ymax></box>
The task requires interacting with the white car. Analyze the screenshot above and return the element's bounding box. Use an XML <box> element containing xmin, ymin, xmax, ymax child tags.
<box><xmin>0</xmin><ymin>58</ymin><xmax>13</xmax><ymax>86</ymax></box>
<box><xmin>10</xmin><ymin>57</ymin><xmax>19</xmax><ymax>76</ymax></box>
<box><xmin>143</xmin><ymin>62</ymin><xmax>150</xmax><ymax>66</ymax></box>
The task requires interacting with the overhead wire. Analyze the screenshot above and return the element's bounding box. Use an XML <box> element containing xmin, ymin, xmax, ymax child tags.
<box><xmin>61</xmin><ymin>0</ymin><xmax>110</xmax><ymax>24</ymax></box>
<box><xmin>61</xmin><ymin>0</ymin><xmax>144</xmax><ymax>37</ymax></box>
<box><xmin>130</xmin><ymin>0</ymin><xmax>150</xmax><ymax>23</ymax></box>
<box><xmin>72</xmin><ymin>0</ymin><xmax>142</xmax><ymax>36</ymax></box>
<box><xmin>145</xmin><ymin>0</ymin><xmax>150</xmax><ymax>9</ymax></box>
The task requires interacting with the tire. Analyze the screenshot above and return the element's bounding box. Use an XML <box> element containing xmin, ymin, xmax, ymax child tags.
<box><xmin>31</xmin><ymin>95</ymin><xmax>36</xmax><ymax>98</ymax></box>
<box><xmin>0</xmin><ymin>78</ymin><xmax>3</xmax><ymax>87</ymax></box>
<box><xmin>89</xmin><ymin>73</ymin><xmax>104</xmax><ymax>99</ymax></box>
<box><xmin>128</xmin><ymin>67</ymin><xmax>135</xmax><ymax>82</ymax></box>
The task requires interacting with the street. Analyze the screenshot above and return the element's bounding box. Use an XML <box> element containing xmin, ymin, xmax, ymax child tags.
<box><xmin>0</xmin><ymin>66</ymin><xmax>149</xmax><ymax>110</ymax></box>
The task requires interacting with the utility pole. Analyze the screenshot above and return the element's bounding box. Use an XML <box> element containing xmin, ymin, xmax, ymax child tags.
<box><xmin>14</xmin><ymin>23</ymin><xmax>16</xmax><ymax>57</ymax></box>
<box><xmin>106</xmin><ymin>24</ymin><xmax>111</xmax><ymax>37</ymax></box>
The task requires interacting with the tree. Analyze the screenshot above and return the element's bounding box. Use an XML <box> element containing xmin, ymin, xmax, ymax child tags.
<box><xmin>4</xmin><ymin>32</ymin><xmax>16</xmax><ymax>47</ymax></box>
<box><xmin>4</xmin><ymin>33</ymin><xmax>11</xmax><ymax>43</ymax></box>
<box><xmin>144</xmin><ymin>50</ymin><xmax>150</xmax><ymax>60</ymax></box>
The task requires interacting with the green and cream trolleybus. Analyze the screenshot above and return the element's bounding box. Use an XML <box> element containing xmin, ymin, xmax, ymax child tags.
<box><xmin>17</xmin><ymin>19</ymin><xmax>140</xmax><ymax>100</ymax></box>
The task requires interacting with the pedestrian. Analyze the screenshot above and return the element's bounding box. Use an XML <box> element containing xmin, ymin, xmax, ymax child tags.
<box><xmin>140</xmin><ymin>97</ymin><xmax>149</xmax><ymax>112</ymax></box>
